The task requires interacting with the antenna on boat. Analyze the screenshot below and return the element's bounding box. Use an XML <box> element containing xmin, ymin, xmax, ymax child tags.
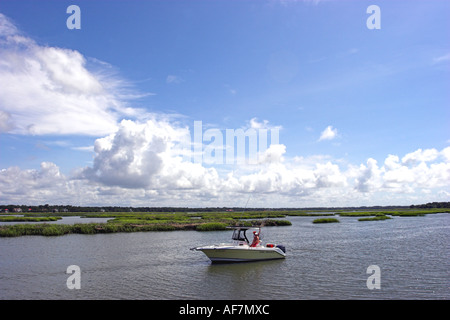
<box><xmin>236</xmin><ymin>195</ymin><xmax>251</xmax><ymax>227</ymax></box>
<box><xmin>240</xmin><ymin>195</ymin><xmax>263</xmax><ymax>240</ymax></box>
<box><xmin>243</xmin><ymin>195</ymin><xmax>251</xmax><ymax>213</ymax></box>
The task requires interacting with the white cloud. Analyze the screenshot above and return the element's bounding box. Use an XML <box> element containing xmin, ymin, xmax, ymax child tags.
<box><xmin>0</xmin><ymin>162</ymin><xmax>67</xmax><ymax>202</ymax></box>
<box><xmin>77</xmin><ymin>118</ymin><xmax>183</xmax><ymax>188</ymax></box>
<box><xmin>166</xmin><ymin>75</ymin><xmax>184</xmax><ymax>84</ymax></box>
<box><xmin>353</xmin><ymin>158</ymin><xmax>382</xmax><ymax>193</ymax></box>
<box><xmin>0</xmin><ymin>110</ymin><xmax>14</xmax><ymax>132</ymax></box>
<box><xmin>0</xmin><ymin>13</ymin><xmax>146</xmax><ymax>136</ymax></box>
<box><xmin>257</xmin><ymin>144</ymin><xmax>286</xmax><ymax>165</ymax></box>
<box><xmin>247</xmin><ymin>117</ymin><xmax>282</xmax><ymax>131</ymax></box>
<box><xmin>401</xmin><ymin>148</ymin><xmax>439</xmax><ymax>166</ymax></box>
<box><xmin>2</xmin><ymin>141</ymin><xmax>450</xmax><ymax>206</ymax></box>
<box><xmin>433</xmin><ymin>53</ymin><xmax>450</xmax><ymax>64</ymax></box>
<box><xmin>71</xmin><ymin>146</ymin><xmax>95</xmax><ymax>152</ymax></box>
<box><xmin>318</xmin><ymin>125</ymin><xmax>338</xmax><ymax>141</ymax></box>
<box><xmin>249</xmin><ymin>118</ymin><xmax>269</xmax><ymax>130</ymax></box>
<box><xmin>441</xmin><ymin>147</ymin><xmax>450</xmax><ymax>162</ymax></box>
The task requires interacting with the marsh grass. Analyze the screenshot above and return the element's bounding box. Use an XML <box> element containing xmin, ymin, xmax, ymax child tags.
<box><xmin>1</xmin><ymin>208</ymin><xmax>447</xmax><ymax>237</ymax></box>
<box><xmin>389</xmin><ymin>212</ymin><xmax>425</xmax><ymax>217</ymax></box>
<box><xmin>196</xmin><ymin>222</ymin><xmax>229</xmax><ymax>231</ymax></box>
<box><xmin>0</xmin><ymin>216</ymin><xmax>62</xmax><ymax>222</ymax></box>
<box><xmin>0</xmin><ymin>222</ymin><xmax>184</xmax><ymax>237</ymax></box>
<box><xmin>358</xmin><ymin>215</ymin><xmax>392</xmax><ymax>221</ymax></box>
<box><xmin>0</xmin><ymin>224</ymin><xmax>71</xmax><ymax>237</ymax></box>
<box><xmin>338</xmin><ymin>212</ymin><xmax>387</xmax><ymax>217</ymax></box>
<box><xmin>339</xmin><ymin>209</ymin><xmax>450</xmax><ymax>217</ymax></box>
<box><xmin>287</xmin><ymin>212</ymin><xmax>335</xmax><ymax>216</ymax></box>
<box><xmin>256</xmin><ymin>219</ymin><xmax>292</xmax><ymax>226</ymax></box>
<box><xmin>313</xmin><ymin>218</ymin><xmax>340</xmax><ymax>224</ymax></box>
<box><xmin>0</xmin><ymin>212</ymin><xmax>292</xmax><ymax>237</ymax></box>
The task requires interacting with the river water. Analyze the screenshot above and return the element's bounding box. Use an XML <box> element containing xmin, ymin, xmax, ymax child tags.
<box><xmin>0</xmin><ymin>213</ymin><xmax>448</xmax><ymax>300</ymax></box>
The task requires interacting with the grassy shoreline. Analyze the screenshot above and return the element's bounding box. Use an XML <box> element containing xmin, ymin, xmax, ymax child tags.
<box><xmin>313</xmin><ymin>218</ymin><xmax>340</xmax><ymax>224</ymax></box>
<box><xmin>0</xmin><ymin>208</ymin><xmax>448</xmax><ymax>237</ymax></box>
<box><xmin>0</xmin><ymin>212</ymin><xmax>292</xmax><ymax>237</ymax></box>
<box><xmin>0</xmin><ymin>216</ymin><xmax>62</xmax><ymax>222</ymax></box>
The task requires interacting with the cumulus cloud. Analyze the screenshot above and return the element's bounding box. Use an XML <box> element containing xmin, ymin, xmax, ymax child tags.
<box><xmin>318</xmin><ymin>125</ymin><xmax>338</xmax><ymax>141</ymax></box>
<box><xmin>401</xmin><ymin>148</ymin><xmax>439</xmax><ymax>166</ymax></box>
<box><xmin>0</xmin><ymin>13</ymin><xmax>145</xmax><ymax>136</ymax></box>
<box><xmin>77</xmin><ymin>118</ymin><xmax>185</xmax><ymax>188</ymax></box>
<box><xmin>0</xmin><ymin>110</ymin><xmax>14</xmax><ymax>132</ymax></box>
<box><xmin>257</xmin><ymin>144</ymin><xmax>286</xmax><ymax>165</ymax></box>
<box><xmin>2</xmin><ymin>141</ymin><xmax>450</xmax><ymax>206</ymax></box>
<box><xmin>352</xmin><ymin>147</ymin><xmax>450</xmax><ymax>195</ymax></box>
<box><xmin>354</xmin><ymin>158</ymin><xmax>382</xmax><ymax>193</ymax></box>
<box><xmin>0</xmin><ymin>162</ymin><xmax>67</xmax><ymax>202</ymax></box>
<box><xmin>247</xmin><ymin>117</ymin><xmax>283</xmax><ymax>133</ymax></box>
<box><xmin>74</xmin><ymin>118</ymin><xmax>223</xmax><ymax>200</ymax></box>
<box><xmin>1</xmin><ymin>111</ymin><xmax>449</xmax><ymax>206</ymax></box>
<box><xmin>441</xmin><ymin>147</ymin><xmax>450</xmax><ymax>162</ymax></box>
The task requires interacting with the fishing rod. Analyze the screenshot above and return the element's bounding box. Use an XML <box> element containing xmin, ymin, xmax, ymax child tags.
<box><xmin>243</xmin><ymin>195</ymin><xmax>265</xmax><ymax>244</ymax></box>
<box><xmin>242</xmin><ymin>195</ymin><xmax>251</xmax><ymax>214</ymax></box>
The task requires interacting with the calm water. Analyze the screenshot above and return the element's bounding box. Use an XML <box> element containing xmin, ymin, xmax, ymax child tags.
<box><xmin>0</xmin><ymin>214</ymin><xmax>448</xmax><ymax>300</ymax></box>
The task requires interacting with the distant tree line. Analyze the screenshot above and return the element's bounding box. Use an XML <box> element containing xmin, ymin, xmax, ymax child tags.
<box><xmin>409</xmin><ymin>202</ymin><xmax>450</xmax><ymax>209</ymax></box>
<box><xmin>1</xmin><ymin>202</ymin><xmax>448</xmax><ymax>213</ymax></box>
<box><xmin>0</xmin><ymin>204</ymin><xmax>273</xmax><ymax>213</ymax></box>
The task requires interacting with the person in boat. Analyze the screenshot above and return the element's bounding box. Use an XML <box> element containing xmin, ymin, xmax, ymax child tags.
<box><xmin>250</xmin><ymin>231</ymin><xmax>261</xmax><ymax>247</ymax></box>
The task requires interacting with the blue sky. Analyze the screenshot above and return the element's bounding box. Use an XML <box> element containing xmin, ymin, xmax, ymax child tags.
<box><xmin>0</xmin><ymin>0</ymin><xmax>449</xmax><ymax>207</ymax></box>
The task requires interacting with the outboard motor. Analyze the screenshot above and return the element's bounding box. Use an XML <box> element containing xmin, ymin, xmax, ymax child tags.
<box><xmin>276</xmin><ymin>245</ymin><xmax>286</xmax><ymax>253</ymax></box>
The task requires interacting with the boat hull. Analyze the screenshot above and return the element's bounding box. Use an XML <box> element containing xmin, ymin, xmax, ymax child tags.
<box><xmin>196</xmin><ymin>245</ymin><xmax>286</xmax><ymax>263</ymax></box>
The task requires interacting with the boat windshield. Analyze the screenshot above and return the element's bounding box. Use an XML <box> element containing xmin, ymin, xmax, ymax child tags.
<box><xmin>231</xmin><ymin>228</ymin><xmax>249</xmax><ymax>244</ymax></box>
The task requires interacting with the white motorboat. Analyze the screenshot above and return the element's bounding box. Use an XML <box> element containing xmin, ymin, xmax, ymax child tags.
<box><xmin>191</xmin><ymin>226</ymin><xmax>286</xmax><ymax>263</ymax></box>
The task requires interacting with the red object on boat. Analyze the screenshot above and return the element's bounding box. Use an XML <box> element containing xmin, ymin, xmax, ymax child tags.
<box><xmin>266</xmin><ymin>243</ymin><xmax>274</xmax><ymax>248</ymax></box>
